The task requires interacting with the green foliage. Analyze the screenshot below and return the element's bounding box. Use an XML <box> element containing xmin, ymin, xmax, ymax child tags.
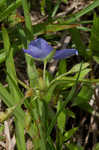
<box><xmin>58</xmin><ymin>59</ymin><xmax>67</xmax><ymax>75</ymax></box>
<box><xmin>90</xmin><ymin>14</ymin><xmax>99</xmax><ymax>57</ymax></box>
<box><xmin>2</xmin><ymin>26</ymin><xmax>26</xmax><ymax>150</ymax></box>
<box><xmin>69</xmin><ymin>28</ymin><xmax>86</xmax><ymax>57</ymax></box>
<box><xmin>57</xmin><ymin>100</ymin><xmax>66</xmax><ymax>133</ymax></box>
<box><xmin>72</xmin><ymin>85</ymin><xmax>93</xmax><ymax>113</ymax></box>
<box><xmin>0</xmin><ymin>50</ymin><xmax>6</xmax><ymax>64</ymax></box>
<box><xmin>51</xmin><ymin>0</ymin><xmax>61</xmax><ymax>17</ymax></box>
<box><xmin>0</xmin><ymin>124</ymin><xmax>4</xmax><ymax>141</ymax></box>
<box><xmin>93</xmin><ymin>56</ymin><xmax>99</xmax><ymax>64</ymax></box>
<box><xmin>66</xmin><ymin>143</ymin><xmax>84</xmax><ymax>150</ymax></box>
<box><xmin>0</xmin><ymin>0</ymin><xmax>99</xmax><ymax>149</ymax></box>
<box><xmin>40</xmin><ymin>0</ymin><xmax>46</xmax><ymax>15</ymax></box>
<box><xmin>64</xmin><ymin>127</ymin><xmax>78</xmax><ymax>141</ymax></box>
<box><xmin>93</xmin><ymin>143</ymin><xmax>99</xmax><ymax>150</ymax></box>
<box><xmin>0</xmin><ymin>0</ymin><xmax>21</xmax><ymax>22</ymax></box>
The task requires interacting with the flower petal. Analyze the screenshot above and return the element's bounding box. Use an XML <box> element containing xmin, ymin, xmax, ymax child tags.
<box><xmin>53</xmin><ymin>49</ymin><xmax>78</xmax><ymax>59</ymax></box>
<box><xmin>23</xmin><ymin>47</ymin><xmax>49</xmax><ymax>59</ymax></box>
<box><xmin>28</xmin><ymin>38</ymin><xmax>53</xmax><ymax>56</ymax></box>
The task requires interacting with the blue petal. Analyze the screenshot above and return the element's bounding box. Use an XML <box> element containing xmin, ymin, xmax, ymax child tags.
<box><xmin>28</xmin><ymin>38</ymin><xmax>53</xmax><ymax>56</ymax></box>
<box><xmin>53</xmin><ymin>49</ymin><xmax>78</xmax><ymax>59</ymax></box>
<box><xmin>23</xmin><ymin>47</ymin><xmax>49</xmax><ymax>59</ymax></box>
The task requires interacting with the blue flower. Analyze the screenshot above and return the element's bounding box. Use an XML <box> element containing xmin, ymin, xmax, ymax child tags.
<box><xmin>23</xmin><ymin>38</ymin><xmax>78</xmax><ymax>60</ymax></box>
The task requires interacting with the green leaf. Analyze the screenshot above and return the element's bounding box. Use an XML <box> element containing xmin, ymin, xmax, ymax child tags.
<box><xmin>2</xmin><ymin>27</ymin><xmax>21</xmax><ymax>102</ymax></box>
<box><xmin>51</xmin><ymin>0</ymin><xmax>61</xmax><ymax>17</ymax></box>
<box><xmin>0</xmin><ymin>0</ymin><xmax>21</xmax><ymax>22</ymax></box>
<box><xmin>50</xmin><ymin>67</ymin><xmax>90</xmax><ymax>90</ymax></box>
<box><xmin>66</xmin><ymin>143</ymin><xmax>84</xmax><ymax>150</ymax></box>
<box><xmin>0</xmin><ymin>0</ymin><xmax>7</xmax><ymax>7</ymax></box>
<box><xmin>40</xmin><ymin>0</ymin><xmax>46</xmax><ymax>15</ymax></box>
<box><xmin>33</xmin><ymin>23</ymin><xmax>78</xmax><ymax>36</ymax></box>
<box><xmin>0</xmin><ymin>105</ymin><xmax>16</xmax><ymax>123</ymax></box>
<box><xmin>65</xmin><ymin>109</ymin><xmax>75</xmax><ymax>118</ymax></box>
<box><xmin>62</xmin><ymin>0</ymin><xmax>67</xmax><ymax>3</ymax></box>
<box><xmin>74</xmin><ymin>68</ymin><xmax>91</xmax><ymax>79</ymax></box>
<box><xmin>62</xmin><ymin>68</ymin><xmax>91</xmax><ymax>84</ymax></box>
<box><xmin>93</xmin><ymin>56</ymin><xmax>99</xmax><ymax>64</ymax></box>
<box><xmin>57</xmin><ymin>101</ymin><xmax>66</xmax><ymax>133</ymax></box>
<box><xmin>0</xmin><ymin>84</ymin><xmax>13</xmax><ymax>108</ymax></box>
<box><xmin>50</xmin><ymin>63</ymin><xmax>89</xmax><ymax>86</ymax></box>
<box><xmin>2</xmin><ymin>26</ymin><xmax>10</xmax><ymax>51</ymax></box>
<box><xmin>67</xmin><ymin>63</ymin><xmax>89</xmax><ymax>75</ymax></box>
<box><xmin>25</xmin><ymin>55</ymin><xmax>38</xmax><ymax>88</ymax></box>
<box><xmin>15</xmin><ymin>118</ymin><xmax>26</xmax><ymax>150</ymax></box>
<box><xmin>64</xmin><ymin>127</ymin><xmax>78</xmax><ymax>141</ymax></box>
<box><xmin>2</xmin><ymin>26</ymin><xmax>26</xmax><ymax>150</ymax></box>
<box><xmin>0</xmin><ymin>51</ymin><xmax>6</xmax><ymax>64</ymax></box>
<box><xmin>93</xmin><ymin>143</ymin><xmax>99</xmax><ymax>150</ymax></box>
<box><xmin>72</xmin><ymin>85</ymin><xmax>93</xmax><ymax>113</ymax></box>
<box><xmin>58</xmin><ymin>59</ymin><xmax>67</xmax><ymax>75</ymax></box>
<box><xmin>21</xmin><ymin>0</ymin><xmax>33</xmax><ymax>39</ymax></box>
<box><xmin>47</xmin><ymin>62</ymin><xmax>82</xmax><ymax>137</ymax></box>
<box><xmin>0</xmin><ymin>123</ymin><xmax>5</xmax><ymax>140</ymax></box>
<box><xmin>0</xmin><ymin>83</ymin><xmax>24</xmax><ymax>119</ymax></box>
<box><xmin>0</xmin><ymin>124</ymin><xmax>4</xmax><ymax>134</ymax></box>
<box><xmin>31</xmin><ymin>99</ymin><xmax>47</xmax><ymax>150</ymax></box>
<box><xmin>32</xmin><ymin>122</ymin><xmax>41</xmax><ymax>149</ymax></box>
<box><xmin>44</xmin><ymin>81</ymin><xmax>59</xmax><ymax>103</ymax></box>
<box><xmin>69</xmin><ymin>28</ymin><xmax>86</xmax><ymax>57</ymax></box>
<box><xmin>17</xmin><ymin>27</ymin><xmax>27</xmax><ymax>48</ymax></box>
<box><xmin>90</xmin><ymin>14</ymin><xmax>99</xmax><ymax>57</ymax></box>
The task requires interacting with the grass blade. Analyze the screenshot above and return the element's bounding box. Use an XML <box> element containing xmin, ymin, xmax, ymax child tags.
<box><xmin>90</xmin><ymin>14</ymin><xmax>99</xmax><ymax>57</ymax></box>
<box><xmin>21</xmin><ymin>0</ymin><xmax>33</xmax><ymax>40</ymax></box>
<box><xmin>0</xmin><ymin>0</ymin><xmax>21</xmax><ymax>22</ymax></box>
<box><xmin>66</xmin><ymin>0</ymin><xmax>99</xmax><ymax>23</ymax></box>
<box><xmin>15</xmin><ymin>118</ymin><xmax>26</xmax><ymax>150</ymax></box>
<box><xmin>2</xmin><ymin>26</ymin><xmax>26</xmax><ymax>150</ymax></box>
<box><xmin>69</xmin><ymin>28</ymin><xmax>86</xmax><ymax>57</ymax></box>
<box><xmin>47</xmin><ymin>62</ymin><xmax>83</xmax><ymax>138</ymax></box>
<box><xmin>51</xmin><ymin>0</ymin><xmax>61</xmax><ymax>17</ymax></box>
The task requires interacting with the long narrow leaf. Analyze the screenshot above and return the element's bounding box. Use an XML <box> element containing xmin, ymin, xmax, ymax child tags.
<box><xmin>0</xmin><ymin>0</ymin><xmax>21</xmax><ymax>22</ymax></box>
<box><xmin>47</xmin><ymin>62</ymin><xmax>83</xmax><ymax>138</ymax></box>
<box><xmin>0</xmin><ymin>83</ymin><xmax>24</xmax><ymax>119</ymax></box>
<box><xmin>66</xmin><ymin>0</ymin><xmax>99</xmax><ymax>23</ymax></box>
<box><xmin>21</xmin><ymin>0</ymin><xmax>33</xmax><ymax>40</ymax></box>
<box><xmin>2</xmin><ymin>26</ymin><xmax>26</xmax><ymax>150</ymax></box>
<box><xmin>0</xmin><ymin>0</ymin><xmax>7</xmax><ymax>7</ymax></box>
<box><xmin>15</xmin><ymin>118</ymin><xmax>26</xmax><ymax>150</ymax></box>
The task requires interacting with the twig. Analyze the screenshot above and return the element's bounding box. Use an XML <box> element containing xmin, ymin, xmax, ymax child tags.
<box><xmin>0</xmin><ymin>141</ymin><xmax>6</xmax><ymax>148</ymax></box>
<box><xmin>4</xmin><ymin>121</ymin><xmax>13</xmax><ymax>150</ymax></box>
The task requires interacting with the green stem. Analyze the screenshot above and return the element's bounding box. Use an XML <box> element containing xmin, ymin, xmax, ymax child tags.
<box><xmin>17</xmin><ymin>79</ymin><xmax>30</xmax><ymax>89</ymax></box>
<box><xmin>43</xmin><ymin>61</ymin><xmax>47</xmax><ymax>81</ymax></box>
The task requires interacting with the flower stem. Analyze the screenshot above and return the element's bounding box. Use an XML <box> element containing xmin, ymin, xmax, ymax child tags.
<box><xmin>17</xmin><ymin>79</ymin><xmax>30</xmax><ymax>89</ymax></box>
<box><xmin>43</xmin><ymin>61</ymin><xmax>47</xmax><ymax>81</ymax></box>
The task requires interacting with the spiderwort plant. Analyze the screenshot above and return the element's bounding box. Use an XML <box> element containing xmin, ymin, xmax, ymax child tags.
<box><xmin>23</xmin><ymin>38</ymin><xmax>79</xmax><ymax>150</ymax></box>
<box><xmin>23</xmin><ymin>38</ymin><xmax>78</xmax><ymax>80</ymax></box>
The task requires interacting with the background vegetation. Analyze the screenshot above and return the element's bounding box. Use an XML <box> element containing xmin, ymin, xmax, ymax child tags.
<box><xmin>0</xmin><ymin>0</ymin><xmax>99</xmax><ymax>150</ymax></box>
